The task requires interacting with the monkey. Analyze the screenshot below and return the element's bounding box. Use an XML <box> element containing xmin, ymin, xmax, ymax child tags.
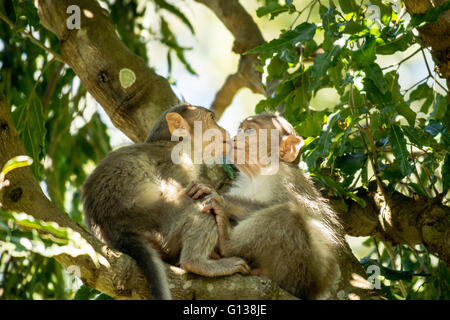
<box><xmin>82</xmin><ymin>104</ymin><xmax>250</xmax><ymax>300</ymax></box>
<box><xmin>186</xmin><ymin>114</ymin><xmax>344</xmax><ymax>299</ymax></box>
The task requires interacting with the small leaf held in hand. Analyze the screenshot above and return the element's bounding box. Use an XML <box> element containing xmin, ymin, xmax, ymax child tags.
<box><xmin>389</xmin><ymin>125</ymin><xmax>412</xmax><ymax>176</ymax></box>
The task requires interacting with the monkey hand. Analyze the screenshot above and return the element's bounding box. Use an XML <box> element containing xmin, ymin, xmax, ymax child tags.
<box><xmin>200</xmin><ymin>191</ymin><xmax>225</xmax><ymax>216</ymax></box>
<box><xmin>186</xmin><ymin>182</ymin><xmax>214</xmax><ymax>199</ymax></box>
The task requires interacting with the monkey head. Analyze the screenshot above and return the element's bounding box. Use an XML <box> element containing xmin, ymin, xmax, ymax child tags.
<box><xmin>231</xmin><ymin>114</ymin><xmax>304</xmax><ymax>178</ymax></box>
<box><xmin>146</xmin><ymin>104</ymin><xmax>231</xmax><ymax>162</ymax></box>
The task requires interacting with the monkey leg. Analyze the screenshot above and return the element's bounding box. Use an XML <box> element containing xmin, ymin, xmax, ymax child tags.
<box><xmin>179</xmin><ymin>213</ymin><xmax>250</xmax><ymax>277</ymax></box>
<box><xmin>224</xmin><ymin>203</ymin><xmax>335</xmax><ymax>299</ymax></box>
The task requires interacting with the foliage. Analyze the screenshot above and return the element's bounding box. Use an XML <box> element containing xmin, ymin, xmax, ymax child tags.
<box><xmin>0</xmin><ymin>0</ymin><xmax>448</xmax><ymax>300</ymax></box>
<box><xmin>0</xmin><ymin>158</ymin><xmax>110</xmax><ymax>299</ymax></box>
<box><xmin>250</xmin><ymin>0</ymin><xmax>449</xmax><ymax>299</ymax></box>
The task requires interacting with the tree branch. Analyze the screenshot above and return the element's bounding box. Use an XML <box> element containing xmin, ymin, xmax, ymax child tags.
<box><xmin>195</xmin><ymin>0</ymin><xmax>266</xmax><ymax>118</ymax></box>
<box><xmin>35</xmin><ymin>0</ymin><xmax>180</xmax><ymax>143</ymax></box>
<box><xmin>330</xmin><ymin>184</ymin><xmax>450</xmax><ymax>265</ymax></box>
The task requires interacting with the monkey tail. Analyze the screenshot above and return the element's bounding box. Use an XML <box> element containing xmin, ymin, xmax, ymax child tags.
<box><xmin>117</xmin><ymin>233</ymin><xmax>172</xmax><ymax>300</ymax></box>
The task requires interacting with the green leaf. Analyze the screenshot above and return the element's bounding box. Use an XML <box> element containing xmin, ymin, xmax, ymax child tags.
<box><xmin>267</xmin><ymin>55</ymin><xmax>289</xmax><ymax>81</ymax></box>
<box><xmin>154</xmin><ymin>0</ymin><xmax>194</xmax><ymax>34</ymax></box>
<box><xmin>335</xmin><ymin>152</ymin><xmax>368</xmax><ymax>176</ymax></box>
<box><xmin>1</xmin><ymin>155</ymin><xmax>33</xmax><ymax>176</ymax></box>
<box><xmin>389</xmin><ymin>125</ymin><xmax>412</xmax><ymax>176</ymax></box>
<box><xmin>430</xmin><ymin>93</ymin><xmax>447</xmax><ymax>120</ymax></box>
<box><xmin>316</xmin><ymin>110</ymin><xmax>341</xmax><ymax>157</ymax></box>
<box><xmin>294</xmin><ymin>112</ymin><xmax>324</xmax><ymax>137</ymax></box>
<box><xmin>396</xmin><ymin>102</ymin><xmax>416</xmax><ymax>127</ymax></box>
<box><xmin>408</xmin><ymin>182</ymin><xmax>428</xmax><ymax>197</ymax></box>
<box><xmin>424</xmin><ymin>120</ymin><xmax>443</xmax><ymax>137</ymax></box>
<box><xmin>342</xmin><ymin>21</ymin><xmax>366</xmax><ymax>34</ymax></box>
<box><xmin>338</xmin><ymin>0</ymin><xmax>358</xmax><ymax>14</ymax></box>
<box><xmin>160</xmin><ymin>18</ymin><xmax>197</xmax><ymax>75</ymax></box>
<box><xmin>409</xmin><ymin>83</ymin><xmax>433</xmax><ymax>114</ymax></box>
<box><xmin>13</xmin><ymin>97</ymin><xmax>47</xmax><ymax>178</ymax></box>
<box><xmin>256</xmin><ymin>2</ymin><xmax>290</xmax><ymax>19</ymax></box>
<box><xmin>364</xmin><ymin>63</ymin><xmax>385</xmax><ymax>94</ymax></box>
<box><xmin>352</xmin><ymin>37</ymin><xmax>376</xmax><ymax>68</ymax></box>
<box><xmin>370</xmin><ymin>0</ymin><xmax>393</xmax><ymax>26</ymax></box>
<box><xmin>246</xmin><ymin>23</ymin><xmax>317</xmax><ymax>55</ymax></box>
<box><xmin>310</xmin><ymin>45</ymin><xmax>342</xmax><ymax>85</ymax></box>
<box><xmin>401</xmin><ymin>126</ymin><xmax>440</xmax><ymax>150</ymax></box>
<box><xmin>311</xmin><ymin>173</ymin><xmax>366</xmax><ymax>207</ymax></box>
<box><xmin>376</xmin><ymin>32</ymin><xmax>414</xmax><ymax>55</ymax></box>
<box><xmin>222</xmin><ymin>163</ymin><xmax>235</xmax><ymax>180</ymax></box>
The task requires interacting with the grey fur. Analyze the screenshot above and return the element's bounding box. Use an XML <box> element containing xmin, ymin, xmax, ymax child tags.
<box><xmin>219</xmin><ymin>162</ymin><xmax>343</xmax><ymax>299</ymax></box>
<box><xmin>82</xmin><ymin>105</ymin><xmax>248</xmax><ymax>300</ymax></box>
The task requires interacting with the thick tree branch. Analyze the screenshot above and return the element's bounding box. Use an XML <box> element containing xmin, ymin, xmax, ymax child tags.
<box><xmin>36</xmin><ymin>0</ymin><xmax>180</xmax><ymax>142</ymax></box>
<box><xmin>330</xmin><ymin>185</ymin><xmax>450</xmax><ymax>265</ymax></box>
<box><xmin>195</xmin><ymin>0</ymin><xmax>266</xmax><ymax>118</ymax></box>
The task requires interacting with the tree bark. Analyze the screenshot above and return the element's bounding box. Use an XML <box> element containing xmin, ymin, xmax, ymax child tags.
<box><xmin>333</xmin><ymin>187</ymin><xmax>450</xmax><ymax>265</ymax></box>
<box><xmin>36</xmin><ymin>0</ymin><xmax>180</xmax><ymax>142</ymax></box>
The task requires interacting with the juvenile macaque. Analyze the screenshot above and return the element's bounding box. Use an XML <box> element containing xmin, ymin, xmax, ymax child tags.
<box><xmin>187</xmin><ymin>114</ymin><xmax>343</xmax><ymax>299</ymax></box>
<box><xmin>82</xmin><ymin>104</ymin><xmax>249</xmax><ymax>300</ymax></box>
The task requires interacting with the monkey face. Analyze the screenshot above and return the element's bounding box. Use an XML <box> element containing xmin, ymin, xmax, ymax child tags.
<box><xmin>166</xmin><ymin>105</ymin><xmax>231</xmax><ymax>162</ymax></box>
<box><xmin>230</xmin><ymin>115</ymin><xmax>304</xmax><ymax>177</ymax></box>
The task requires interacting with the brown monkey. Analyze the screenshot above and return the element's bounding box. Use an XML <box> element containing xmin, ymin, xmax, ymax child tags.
<box><xmin>82</xmin><ymin>104</ymin><xmax>249</xmax><ymax>300</ymax></box>
<box><xmin>187</xmin><ymin>114</ymin><xmax>343</xmax><ymax>299</ymax></box>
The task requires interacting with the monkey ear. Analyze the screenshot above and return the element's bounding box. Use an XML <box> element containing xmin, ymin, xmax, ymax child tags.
<box><xmin>166</xmin><ymin>112</ymin><xmax>190</xmax><ymax>137</ymax></box>
<box><xmin>279</xmin><ymin>135</ymin><xmax>304</xmax><ymax>163</ymax></box>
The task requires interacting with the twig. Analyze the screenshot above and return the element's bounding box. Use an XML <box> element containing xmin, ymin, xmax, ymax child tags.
<box><xmin>382</xmin><ymin>240</ymin><xmax>408</xmax><ymax>298</ymax></box>
<box><xmin>421</xmin><ymin>49</ymin><xmax>448</xmax><ymax>93</ymax></box>
<box><xmin>409</xmin><ymin>245</ymin><xmax>430</xmax><ymax>274</ymax></box>
<box><xmin>374</xmin><ymin>238</ymin><xmax>382</xmax><ymax>262</ymax></box>
<box><xmin>290</xmin><ymin>0</ymin><xmax>316</xmax><ymax>29</ymax></box>
<box><xmin>381</xmin><ymin>47</ymin><xmax>421</xmax><ymax>70</ymax></box>
<box><xmin>402</xmin><ymin>75</ymin><xmax>430</xmax><ymax>93</ymax></box>
<box><xmin>0</xmin><ymin>11</ymin><xmax>66</xmax><ymax>64</ymax></box>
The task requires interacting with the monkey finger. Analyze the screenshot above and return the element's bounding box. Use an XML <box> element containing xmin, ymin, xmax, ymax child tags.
<box><xmin>250</xmin><ymin>268</ymin><xmax>263</xmax><ymax>276</ymax></box>
<box><xmin>238</xmin><ymin>262</ymin><xmax>251</xmax><ymax>275</ymax></box>
<box><xmin>185</xmin><ymin>183</ymin><xmax>200</xmax><ymax>196</ymax></box>
<box><xmin>201</xmin><ymin>203</ymin><xmax>214</xmax><ymax>213</ymax></box>
<box><xmin>210</xmin><ymin>251</ymin><xmax>221</xmax><ymax>260</ymax></box>
<box><xmin>192</xmin><ymin>189</ymin><xmax>208</xmax><ymax>199</ymax></box>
